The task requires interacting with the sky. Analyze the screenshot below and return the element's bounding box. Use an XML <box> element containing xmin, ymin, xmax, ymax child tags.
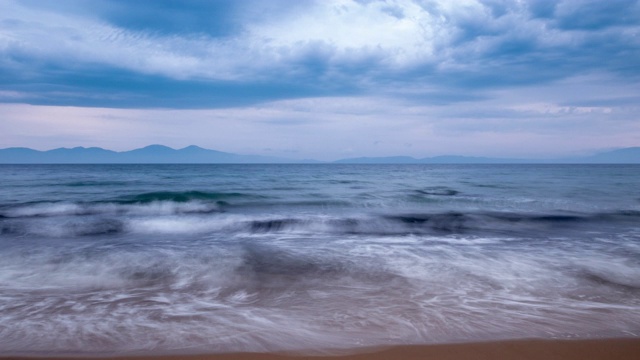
<box><xmin>0</xmin><ymin>0</ymin><xmax>639</xmax><ymax>161</ymax></box>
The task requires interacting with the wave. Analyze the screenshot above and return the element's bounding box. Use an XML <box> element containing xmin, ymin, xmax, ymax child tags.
<box><xmin>116</xmin><ymin>191</ymin><xmax>263</xmax><ymax>204</ymax></box>
<box><xmin>0</xmin><ymin>186</ymin><xmax>469</xmax><ymax>219</ymax></box>
<box><xmin>63</xmin><ymin>180</ymin><xmax>131</xmax><ymax>187</ymax></box>
<box><xmin>580</xmin><ymin>271</ymin><xmax>640</xmax><ymax>292</ymax></box>
<box><xmin>0</xmin><ymin>191</ymin><xmax>278</xmax><ymax>221</ymax></box>
<box><xmin>414</xmin><ymin>187</ymin><xmax>460</xmax><ymax>196</ymax></box>
<box><xmin>2</xmin><ymin>207</ymin><xmax>639</xmax><ymax>238</ymax></box>
<box><xmin>386</xmin><ymin>210</ymin><xmax>640</xmax><ymax>233</ymax></box>
<box><xmin>1</xmin><ymin>184</ymin><xmax>638</xmax><ymax>239</ymax></box>
<box><xmin>233</xmin><ymin>210</ymin><xmax>640</xmax><ymax>237</ymax></box>
<box><xmin>0</xmin><ymin>200</ymin><xmax>222</xmax><ymax>219</ymax></box>
<box><xmin>1</xmin><ymin>228</ymin><xmax>638</xmax><ymax>355</ymax></box>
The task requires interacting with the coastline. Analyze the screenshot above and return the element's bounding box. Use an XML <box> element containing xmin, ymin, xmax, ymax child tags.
<box><xmin>3</xmin><ymin>338</ymin><xmax>640</xmax><ymax>360</ymax></box>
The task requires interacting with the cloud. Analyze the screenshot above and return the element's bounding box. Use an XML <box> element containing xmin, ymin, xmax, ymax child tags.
<box><xmin>1</xmin><ymin>0</ymin><xmax>638</xmax><ymax>109</ymax></box>
<box><xmin>0</xmin><ymin>1</ymin><xmax>639</xmax><ymax>159</ymax></box>
<box><xmin>14</xmin><ymin>0</ymin><xmax>245</xmax><ymax>37</ymax></box>
<box><xmin>553</xmin><ymin>0</ymin><xmax>640</xmax><ymax>30</ymax></box>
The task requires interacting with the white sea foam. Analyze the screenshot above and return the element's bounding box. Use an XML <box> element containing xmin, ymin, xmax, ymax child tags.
<box><xmin>2</xmin><ymin>201</ymin><xmax>219</xmax><ymax>218</ymax></box>
<box><xmin>1</xmin><ymin>227</ymin><xmax>639</xmax><ymax>356</ymax></box>
<box><xmin>5</xmin><ymin>203</ymin><xmax>85</xmax><ymax>217</ymax></box>
<box><xmin>118</xmin><ymin>201</ymin><xmax>219</xmax><ymax>215</ymax></box>
<box><xmin>127</xmin><ymin>216</ymin><xmax>223</xmax><ymax>234</ymax></box>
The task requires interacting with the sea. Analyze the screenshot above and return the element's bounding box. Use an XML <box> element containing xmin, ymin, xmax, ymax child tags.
<box><xmin>0</xmin><ymin>164</ymin><xmax>639</xmax><ymax>356</ymax></box>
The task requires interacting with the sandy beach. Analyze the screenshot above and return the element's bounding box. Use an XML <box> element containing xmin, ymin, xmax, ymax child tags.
<box><xmin>3</xmin><ymin>338</ymin><xmax>640</xmax><ymax>360</ymax></box>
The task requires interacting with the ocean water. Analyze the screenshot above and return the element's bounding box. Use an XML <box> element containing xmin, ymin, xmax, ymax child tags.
<box><xmin>0</xmin><ymin>164</ymin><xmax>639</xmax><ymax>356</ymax></box>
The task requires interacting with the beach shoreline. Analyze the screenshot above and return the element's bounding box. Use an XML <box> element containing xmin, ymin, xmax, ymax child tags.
<box><xmin>3</xmin><ymin>337</ymin><xmax>640</xmax><ymax>360</ymax></box>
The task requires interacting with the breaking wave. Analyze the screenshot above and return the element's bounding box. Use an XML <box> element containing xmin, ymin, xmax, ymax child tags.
<box><xmin>1</xmin><ymin>195</ymin><xmax>639</xmax><ymax>238</ymax></box>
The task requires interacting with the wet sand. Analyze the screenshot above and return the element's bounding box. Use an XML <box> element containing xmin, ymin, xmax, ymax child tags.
<box><xmin>3</xmin><ymin>338</ymin><xmax>640</xmax><ymax>360</ymax></box>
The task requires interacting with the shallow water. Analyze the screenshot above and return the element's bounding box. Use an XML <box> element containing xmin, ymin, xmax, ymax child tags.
<box><xmin>0</xmin><ymin>164</ymin><xmax>639</xmax><ymax>356</ymax></box>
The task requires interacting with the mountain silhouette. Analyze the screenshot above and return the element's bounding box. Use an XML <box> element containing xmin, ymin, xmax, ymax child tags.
<box><xmin>0</xmin><ymin>145</ymin><xmax>302</xmax><ymax>163</ymax></box>
<box><xmin>0</xmin><ymin>146</ymin><xmax>638</xmax><ymax>164</ymax></box>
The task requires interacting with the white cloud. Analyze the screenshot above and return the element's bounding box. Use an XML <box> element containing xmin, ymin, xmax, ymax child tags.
<box><xmin>250</xmin><ymin>0</ymin><xmax>445</xmax><ymax>67</ymax></box>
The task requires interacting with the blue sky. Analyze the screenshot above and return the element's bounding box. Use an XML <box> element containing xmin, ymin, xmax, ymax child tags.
<box><xmin>1</xmin><ymin>0</ymin><xmax>639</xmax><ymax>160</ymax></box>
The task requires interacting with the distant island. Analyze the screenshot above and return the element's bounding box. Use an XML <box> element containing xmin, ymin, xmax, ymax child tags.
<box><xmin>0</xmin><ymin>145</ymin><xmax>639</xmax><ymax>164</ymax></box>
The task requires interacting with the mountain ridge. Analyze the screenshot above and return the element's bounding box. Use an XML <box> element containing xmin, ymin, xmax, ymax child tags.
<box><xmin>335</xmin><ymin>147</ymin><xmax>640</xmax><ymax>164</ymax></box>
<box><xmin>0</xmin><ymin>145</ymin><xmax>304</xmax><ymax>164</ymax></box>
<box><xmin>0</xmin><ymin>146</ymin><xmax>638</xmax><ymax>164</ymax></box>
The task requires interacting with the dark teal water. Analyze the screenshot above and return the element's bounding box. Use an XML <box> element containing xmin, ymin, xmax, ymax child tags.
<box><xmin>0</xmin><ymin>164</ymin><xmax>639</xmax><ymax>355</ymax></box>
